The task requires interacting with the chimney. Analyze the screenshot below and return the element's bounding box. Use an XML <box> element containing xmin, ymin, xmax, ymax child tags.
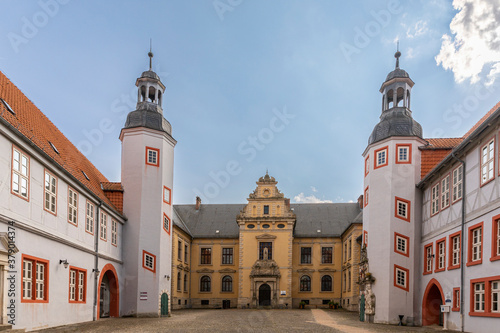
<box><xmin>195</xmin><ymin>196</ymin><xmax>202</xmax><ymax>210</ymax></box>
<box><xmin>357</xmin><ymin>195</ymin><xmax>364</xmax><ymax>209</ymax></box>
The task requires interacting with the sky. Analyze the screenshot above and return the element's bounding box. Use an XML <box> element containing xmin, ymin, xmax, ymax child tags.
<box><xmin>1</xmin><ymin>0</ymin><xmax>500</xmax><ymax>205</ymax></box>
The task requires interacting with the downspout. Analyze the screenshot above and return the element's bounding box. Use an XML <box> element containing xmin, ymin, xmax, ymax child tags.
<box><xmin>451</xmin><ymin>153</ymin><xmax>465</xmax><ymax>332</ymax></box>
<box><xmin>93</xmin><ymin>201</ymin><xmax>103</xmax><ymax>321</ymax></box>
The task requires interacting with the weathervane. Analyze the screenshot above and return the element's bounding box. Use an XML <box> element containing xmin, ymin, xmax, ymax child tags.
<box><xmin>148</xmin><ymin>39</ymin><xmax>153</xmax><ymax>70</ymax></box>
<box><xmin>395</xmin><ymin>40</ymin><xmax>401</xmax><ymax>69</ymax></box>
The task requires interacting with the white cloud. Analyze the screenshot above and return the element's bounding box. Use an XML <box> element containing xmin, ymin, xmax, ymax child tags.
<box><xmin>294</xmin><ymin>193</ymin><xmax>332</xmax><ymax>203</ymax></box>
<box><xmin>406</xmin><ymin>20</ymin><xmax>429</xmax><ymax>38</ymax></box>
<box><xmin>435</xmin><ymin>0</ymin><xmax>500</xmax><ymax>85</ymax></box>
<box><xmin>311</xmin><ymin>186</ymin><xmax>317</xmax><ymax>192</ymax></box>
<box><xmin>406</xmin><ymin>47</ymin><xmax>415</xmax><ymax>59</ymax></box>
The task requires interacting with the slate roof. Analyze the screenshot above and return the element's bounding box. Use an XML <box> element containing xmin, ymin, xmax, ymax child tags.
<box><xmin>368</xmin><ymin>107</ymin><xmax>423</xmax><ymax>145</ymax></box>
<box><xmin>173</xmin><ymin>203</ymin><xmax>361</xmax><ymax>239</ymax></box>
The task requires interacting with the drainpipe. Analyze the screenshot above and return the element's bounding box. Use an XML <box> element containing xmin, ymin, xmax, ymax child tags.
<box><xmin>93</xmin><ymin>201</ymin><xmax>102</xmax><ymax>321</ymax></box>
<box><xmin>451</xmin><ymin>153</ymin><xmax>465</xmax><ymax>332</ymax></box>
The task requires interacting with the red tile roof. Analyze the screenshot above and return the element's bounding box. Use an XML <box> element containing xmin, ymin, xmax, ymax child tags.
<box><xmin>419</xmin><ymin>138</ymin><xmax>462</xmax><ymax>179</ymax></box>
<box><xmin>422</xmin><ymin>138</ymin><xmax>463</xmax><ymax>149</ymax></box>
<box><xmin>0</xmin><ymin>71</ymin><xmax>123</xmax><ymax>216</ymax></box>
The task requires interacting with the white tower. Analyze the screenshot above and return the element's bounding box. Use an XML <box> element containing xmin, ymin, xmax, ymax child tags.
<box><xmin>362</xmin><ymin>51</ymin><xmax>426</xmax><ymax>325</ymax></box>
<box><xmin>120</xmin><ymin>50</ymin><xmax>176</xmax><ymax>316</ymax></box>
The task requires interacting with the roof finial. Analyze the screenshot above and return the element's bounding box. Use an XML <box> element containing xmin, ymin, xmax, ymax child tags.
<box><xmin>394</xmin><ymin>40</ymin><xmax>401</xmax><ymax>69</ymax></box>
<box><xmin>266</xmin><ymin>168</ymin><xmax>269</xmax><ymax>176</ymax></box>
<box><xmin>148</xmin><ymin>39</ymin><xmax>154</xmax><ymax>70</ymax></box>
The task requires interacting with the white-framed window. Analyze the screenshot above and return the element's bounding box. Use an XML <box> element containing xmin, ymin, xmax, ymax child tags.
<box><xmin>472</xmin><ymin>227</ymin><xmax>482</xmax><ymax>262</ymax></box>
<box><xmin>22</xmin><ymin>260</ymin><xmax>32</xmax><ymax>300</ymax></box>
<box><xmin>86</xmin><ymin>201</ymin><xmax>94</xmax><ymax>234</ymax></box>
<box><xmin>163</xmin><ymin>214</ymin><xmax>170</xmax><ymax>234</ymax></box>
<box><xmin>35</xmin><ymin>262</ymin><xmax>45</xmax><ymax>300</ymax></box>
<box><xmin>431</xmin><ymin>183</ymin><xmax>439</xmax><ymax>215</ymax></box>
<box><xmin>437</xmin><ymin>241</ymin><xmax>445</xmax><ymax>270</ymax></box>
<box><xmin>12</xmin><ymin>147</ymin><xmax>29</xmax><ymax>199</ymax></box>
<box><xmin>441</xmin><ymin>175</ymin><xmax>450</xmax><ymax>209</ymax></box>
<box><xmin>395</xmin><ymin>197</ymin><xmax>410</xmax><ymax>221</ymax></box>
<box><xmin>364</xmin><ymin>186</ymin><xmax>369</xmax><ymax>207</ymax></box>
<box><xmin>69</xmin><ymin>269</ymin><xmax>76</xmax><ymax>301</ymax></box>
<box><xmin>452</xmin><ymin>165</ymin><xmax>463</xmax><ymax>202</ymax></box>
<box><xmin>163</xmin><ymin>186</ymin><xmax>171</xmax><ymax>204</ymax></box>
<box><xmin>394</xmin><ymin>265</ymin><xmax>408</xmax><ymax>291</ymax></box>
<box><xmin>111</xmin><ymin>220</ymin><xmax>117</xmax><ymax>246</ymax></box>
<box><xmin>68</xmin><ymin>188</ymin><xmax>78</xmax><ymax>225</ymax></box>
<box><xmin>100</xmin><ymin>211</ymin><xmax>107</xmax><ymax>241</ymax></box>
<box><xmin>481</xmin><ymin>138</ymin><xmax>495</xmax><ymax>185</ymax></box>
<box><xmin>375</xmin><ymin>147</ymin><xmax>388</xmax><ymax>168</ymax></box>
<box><xmin>365</xmin><ymin>155</ymin><xmax>370</xmax><ymax>176</ymax></box>
<box><xmin>143</xmin><ymin>251</ymin><xmax>156</xmax><ymax>273</ymax></box>
<box><xmin>474</xmin><ymin>282</ymin><xmax>485</xmax><ymax>312</ymax></box>
<box><xmin>396</xmin><ymin>144</ymin><xmax>411</xmax><ymax>163</ymax></box>
<box><xmin>452</xmin><ymin>235</ymin><xmax>460</xmax><ymax>267</ymax></box>
<box><xmin>425</xmin><ymin>245</ymin><xmax>433</xmax><ymax>273</ymax></box>
<box><xmin>146</xmin><ymin>147</ymin><xmax>160</xmax><ymax>167</ymax></box>
<box><xmin>44</xmin><ymin>171</ymin><xmax>57</xmax><ymax>214</ymax></box>
<box><xmin>497</xmin><ymin>220</ymin><xmax>500</xmax><ymax>257</ymax></box>
<box><xmin>395</xmin><ymin>234</ymin><xmax>408</xmax><ymax>255</ymax></box>
<box><xmin>492</xmin><ymin>281</ymin><xmax>500</xmax><ymax>313</ymax></box>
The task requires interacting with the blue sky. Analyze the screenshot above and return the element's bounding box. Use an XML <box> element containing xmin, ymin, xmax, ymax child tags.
<box><xmin>1</xmin><ymin>0</ymin><xmax>499</xmax><ymax>204</ymax></box>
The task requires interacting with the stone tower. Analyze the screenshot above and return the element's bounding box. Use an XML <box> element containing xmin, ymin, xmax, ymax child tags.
<box><xmin>362</xmin><ymin>51</ymin><xmax>425</xmax><ymax>324</ymax></box>
<box><xmin>120</xmin><ymin>51</ymin><xmax>176</xmax><ymax>316</ymax></box>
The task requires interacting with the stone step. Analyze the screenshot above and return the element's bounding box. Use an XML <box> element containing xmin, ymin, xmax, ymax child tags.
<box><xmin>0</xmin><ymin>325</ymin><xmax>12</xmax><ymax>331</ymax></box>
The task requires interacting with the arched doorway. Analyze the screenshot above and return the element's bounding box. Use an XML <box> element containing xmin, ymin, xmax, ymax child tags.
<box><xmin>259</xmin><ymin>284</ymin><xmax>271</xmax><ymax>306</ymax></box>
<box><xmin>160</xmin><ymin>293</ymin><xmax>169</xmax><ymax>316</ymax></box>
<box><xmin>422</xmin><ymin>279</ymin><xmax>444</xmax><ymax>326</ymax></box>
<box><xmin>98</xmin><ymin>264</ymin><xmax>119</xmax><ymax>319</ymax></box>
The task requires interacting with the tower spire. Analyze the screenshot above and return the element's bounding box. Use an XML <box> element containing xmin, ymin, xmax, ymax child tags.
<box><xmin>395</xmin><ymin>41</ymin><xmax>401</xmax><ymax>69</ymax></box>
<box><xmin>148</xmin><ymin>39</ymin><xmax>154</xmax><ymax>70</ymax></box>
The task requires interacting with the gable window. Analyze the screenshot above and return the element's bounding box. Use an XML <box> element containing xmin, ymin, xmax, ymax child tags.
<box><xmin>200</xmin><ymin>276</ymin><xmax>211</xmax><ymax>292</ymax></box>
<box><xmin>145</xmin><ymin>147</ymin><xmax>160</xmax><ymax>167</ymax></box>
<box><xmin>163</xmin><ymin>186</ymin><xmax>171</xmax><ymax>205</ymax></box>
<box><xmin>111</xmin><ymin>220</ymin><xmax>117</xmax><ymax>246</ymax></box>
<box><xmin>201</xmin><ymin>248</ymin><xmax>212</xmax><ymax>265</ymax></box>
<box><xmin>44</xmin><ymin>170</ymin><xmax>57</xmax><ymax>215</ymax></box>
<box><xmin>440</xmin><ymin>175</ymin><xmax>450</xmax><ymax>210</ymax></box>
<box><xmin>301</xmin><ymin>247</ymin><xmax>312</xmax><ymax>264</ymax></box>
<box><xmin>259</xmin><ymin>242</ymin><xmax>273</xmax><ymax>260</ymax></box>
<box><xmin>69</xmin><ymin>267</ymin><xmax>86</xmax><ymax>303</ymax></box>
<box><xmin>452</xmin><ymin>288</ymin><xmax>460</xmax><ymax>311</ymax></box>
<box><xmin>364</xmin><ymin>155</ymin><xmax>370</xmax><ymax>176</ymax></box>
<box><xmin>178</xmin><ymin>241</ymin><xmax>182</xmax><ymax>260</ymax></box>
<box><xmin>492</xmin><ymin>215</ymin><xmax>500</xmax><ymax>261</ymax></box>
<box><xmin>436</xmin><ymin>239</ymin><xmax>446</xmax><ymax>272</ymax></box>
<box><xmin>222</xmin><ymin>275</ymin><xmax>232</xmax><ymax>292</ymax></box>
<box><xmin>481</xmin><ymin>138</ymin><xmax>495</xmax><ymax>185</ymax></box>
<box><xmin>467</xmin><ymin>223</ymin><xmax>483</xmax><ymax>266</ymax></box>
<box><xmin>67</xmin><ymin>188</ymin><xmax>78</xmax><ymax>225</ymax></box>
<box><xmin>100</xmin><ymin>211</ymin><xmax>107</xmax><ymax>241</ymax></box>
<box><xmin>12</xmin><ymin>147</ymin><xmax>29</xmax><ymax>199</ymax></box>
<box><xmin>364</xmin><ymin>186</ymin><xmax>369</xmax><ymax>207</ymax></box>
<box><xmin>374</xmin><ymin>146</ymin><xmax>388</xmax><ymax>169</ymax></box>
<box><xmin>300</xmin><ymin>275</ymin><xmax>311</xmax><ymax>292</ymax></box>
<box><xmin>22</xmin><ymin>255</ymin><xmax>49</xmax><ymax>303</ymax></box>
<box><xmin>395</xmin><ymin>197</ymin><xmax>410</xmax><ymax>222</ymax></box>
<box><xmin>394</xmin><ymin>233</ymin><xmax>409</xmax><ymax>257</ymax></box>
<box><xmin>143</xmin><ymin>250</ymin><xmax>156</xmax><ymax>273</ymax></box>
<box><xmin>263</xmin><ymin>205</ymin><xmax>269</xmax><ymax>215</ymax></box>
<box><xmin>452</xmin><ymin>165</ymin><xmax>463</xmax><ymax>202</ymax></box>
<box><xmin>449</xmin><ymin>231</ymin><xmax>461</xmax><ymax>270</ymax></box>
<box><xmin>321</xmin><ymin>275</ymin><xmax>332</xmax><ymax>292</ymax></box>
<box><xmin>424</xmin><ymin>243</ymin><xmax>433</xmax><ymax>275</ymax></box>
<box><xmin>396</xmin><ymin>144</ymin><xmax>411</xmax><ymax>164</ymax></box>
<box><xmin>85</xmin><ymin>201</ymin><xmax>94</xmax><ymax>234</ymax></box>
<box><xmin>431</xmin><ymin>183</ymin><xmax>439</xmax><ymax>216</ymax></box>
<box><xmin>163</xmin><ymin>214</ymin><xmax>171</xmax><ymax>235</ymax></box>
<box><xmin>222</xmin><ymin>248</ymin><xmax>233</xmax><ymax>265</ymax></box>
<box><xmin>394</xmin><ymin>265</ymin><xmax>409</xmax><ymax>292</ymax></box>
<box><xmin>322</xmin><ymin>247</ymin><xmax>333</xmax><ymax>264</ymax></box>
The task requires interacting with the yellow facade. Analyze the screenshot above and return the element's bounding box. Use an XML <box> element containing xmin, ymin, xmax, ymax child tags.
<box><xmin>341</xmin><ymin>223</ymin><xmax>363</xmax><ymax>310</ymax></box>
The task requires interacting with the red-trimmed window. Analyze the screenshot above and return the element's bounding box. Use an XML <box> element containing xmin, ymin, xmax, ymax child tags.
<box><xmin>163</xmin><ymin>214</ymin><xmax>171</xmax><ymax>235</ymax></box>
<box><xmin>364</xmin><ymin>155</ymin><xmax>370</xmax><ymax>176</ymax></box>
<box><xmin>394</xmin><ymin>265</ymin><xmax>409</xmax><ymax>292</ymax></box>
<box><xmin>394</xmin><ymin>233</ymin><xmax>409</xmax><ymax>257</ymax></box>
<box><xmin>481</xmin><ymin>137</ymin><xmax>495</xmax><ymax>186</ymax></box>
<box><xmin>452</xmin><ymin>287</ymin><xmax>460</xmax><ymax>312</ymax></box>
<box><xmin>492</xmin><ymin>215</ymin><xmax>500</xmax><ymax>261</ymax></box>
<box><xmin>440</xmin><ymin>175</ymin><xmax>450</xmax><ymax>210</ymax></box>
<box><xmin>470</xmin><ymin>276</ymin><xmax>500</xmax><ymax>317</ymax></box>
<box><xmin>374</xmin><ymin>146</ymin><xmax>388</xmax><ymax>169</ymax></box>
<box><xmin>85</xmin><ymin>201</ymin><xmax>94</xmax><ymax>235</ymax></box>
<box><xmin>44</xmin><ymin>170</ymin><xmax>57</xmax><ymax>215</ymax></box>
<box><xmin>69</xmin><ymin>267</ymin><xmax>86</xmax><ymax>303</ymax></box>
<box><xmin>452</xmin><ymin>165</ymin><xmax>463</xmax><ymax>203</ymax></box>
<box><xmin>143</xmin><ymin>250</ymin><xmax>156</xmax><ymax>273</ymax></box>
<box><xmin>396</xmin><ymin>144</ymin><xmax>411</xmax><ymax>164</ymax></box>
<box><xmin>364</xmin><ymin>186</ymin><xmax>369</xmax><ymax>207</ymax></box>
<box><xmin>100</xmin><ymin>211</ymin><xmax>107</xmax><ymax>241</ymax></box>
<box><xmin>111</xmin><ymin>220</ymin><xmax>117</xmax><ymax>246</ymax></box>
<box><xmin>435</xmin><ymin>238</ymin><xmax>446</xmax><ymax>272</ymax></box>
<box><xmin>22</xmin><ymin>254</ymin><xmax>49</xmax><ymax>303</ymax></box>
<box><xmin>431</xmin><ymin>183</ymin><xmax>439</xmax><ymax>216</ymax></box>
<box><xmin>11</xmin><ymin>146</ymin><xmax>30</xmax><ymax>200</ymax></box>
<box><xmin>448</xmin><ymin>231</ymin><xmax>461</xmax><ymax>270</ymax></box>
<box><xmin>424</xmin><ymin>243</ymin><xmax>433</xmax><ymax>275</ymax></box>
<box><xmin>467</xmin><ymin>222</ymin><xmax>483</xmax><ymax>266</ymax></box>
<box><xmin>163</xmin><ymin>186</ymin><xmax>171</xmax><ymax>205</ymax></box>
<box><xmin>68</xmin><ymin>187</ymin><xmax>78</xmax><ymax>226</ymax></box>
<box><xmin>145</xmin><ymin>147</ymin><xmax>160</xmax><ymax>167</ymax></box>
<box><xmin>395</xmin><ymin>197</ymin><xmax>410</xmax><ymax>222</ymax></box>
<box><xmin>363</xmin><ymin>230</ymin><xmax>368</xmax><ymax>247</ymax></box>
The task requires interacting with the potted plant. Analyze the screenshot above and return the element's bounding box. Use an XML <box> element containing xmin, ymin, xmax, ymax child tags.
<box><xmin>328</xmin><ymin>300</ymin><xmax>335</xmax><ymax>309</ymax></box>
<box><xmin>299</xmin><ymin>301</ymin><xmax>306</xmax><ymax>309</ymax></box>
<box><xmin>333</xmin><ymin>302</ymin><xmax>339</xmax><ymax>309</ymax></box>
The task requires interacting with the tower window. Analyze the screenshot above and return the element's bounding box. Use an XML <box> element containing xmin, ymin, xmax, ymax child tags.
<box><xmin>395</xmin><ymin>197</ymin><xmax>410</xmax><ymax>222</ymax></box>
<box><xmin>394</xmin><ymin>232</ymin><xmax>409</xmax><ymax>257</ymax></box>
<box><xmin>163</xmin><ymin>214</ymin><xmax>170</xmax><ymax>235</ymax></box>
<box><xmin>396</xmin><ymin>144</ymin><xmax>411</xmax><ymax>164</ymax></box>
<box><xmin>143</xmin><ymin>251</ymin><xmax>156</xmax><ymax>273</ymax></box>
<box><xmin>394</xmin><ymin>265</ymin><xmax>409</xmax><ymax>291</ymax></box>
<box><xmin>145</xmin><ymin>147</ymin><xmax>160</xmax><ymax>167</ymax></box>
<box><xmin>374</xmin><ymin>146</ymin><xmax>388</xmax><ymax>169</ymax></box>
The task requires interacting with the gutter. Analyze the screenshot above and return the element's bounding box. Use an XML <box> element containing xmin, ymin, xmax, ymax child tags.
<box><xmin>451</xmin><ymin>153</ymin><xmax>466</xmax><ymax>333</ymax></box>
<box><xmin>93</xmin><ymin>201</ymin><xmax>102</xmax><ymax>321</ymax></box>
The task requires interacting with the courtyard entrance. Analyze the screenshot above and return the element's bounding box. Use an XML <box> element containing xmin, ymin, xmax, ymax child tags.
<box><xmin>422</xmin><ymin>279</ymin><xmax>443</xmax><ymax>326</ymax></box>
<box><xmin>259</xmin><ymin>283</ymin><xmax>271</xmax><ymax>306</ymax></box>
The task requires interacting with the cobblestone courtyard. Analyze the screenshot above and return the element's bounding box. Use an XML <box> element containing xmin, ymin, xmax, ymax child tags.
<box><xmin>35</xmin><ymin>309</ymin><xmax>456</xmax><ymax>333</ymax></box>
